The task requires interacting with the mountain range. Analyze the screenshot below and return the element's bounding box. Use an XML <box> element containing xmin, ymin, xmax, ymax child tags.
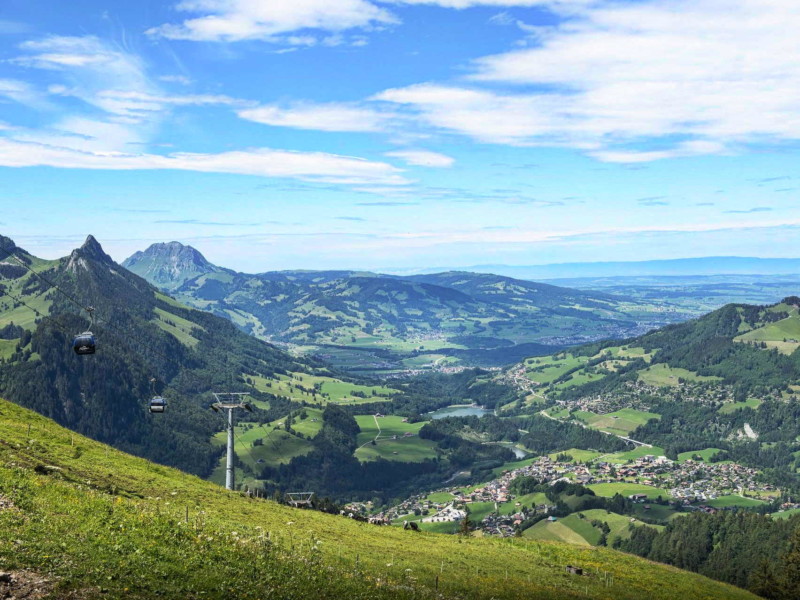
<box><xmin>396</xmin><ymin>256</ymin><xmax>800</xmax><ymax>280</ymax></box>
<box><xmin>123</xmin><ymin>242</ymin><xmax>687</xmax><ymax>372</ymax></box>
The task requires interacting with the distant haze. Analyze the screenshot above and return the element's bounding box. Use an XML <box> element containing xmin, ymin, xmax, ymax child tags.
<box><xmin>382</xmin><ymin>257</ymin><xmax>800</xmax><ymax>281</ymax></box>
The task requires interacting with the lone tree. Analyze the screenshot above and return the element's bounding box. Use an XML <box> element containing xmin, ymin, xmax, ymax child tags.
<box><xmin>459</xmin><ymin>514</ymin><xmax>473</xmax><ymax>537</ymax></box>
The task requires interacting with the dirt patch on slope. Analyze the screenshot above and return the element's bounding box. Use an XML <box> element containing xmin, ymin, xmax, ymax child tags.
<box><xmin>0</xmin><ymin>570</ymin><xmax>54</xmax><ymax>599</ymax></box>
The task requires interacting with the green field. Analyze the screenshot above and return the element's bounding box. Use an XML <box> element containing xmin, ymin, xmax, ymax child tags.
<box><xmin>588</xmin><ymin>483</ymin><xmax>671</xmax><ymax>500</ymax></box>
<box><xmin>0</xmin><ymin>338</ymin><xmax>17</xmax><ymax>359</ymax></box>
<box><xmin>637</xmin><ymin>363</ymin><xmax>722</xmax><ymax>387</ymax></box>
<box><xmin>574</xmin><ymin>408</ymin><xmax>660</xmax><ymax>437</ymax></box>
<box><xmin>498</xmin><ymin>492</ymin><xmax>550</xmax><ymax>515</ymax></box>
<box><xmin>524</xmin><ymin>518</ymin><xmax>592</xmax><ymax>545</ymax></box>
<box><xmin>705</xmin><ymin>495</ymin><xmax>767</xmax><ymax>508</ymax></box>
<box><xmin>152</xmin><ymin>307</ymin><xmax>202</xmax><ymax>347</ymax></box>
<box><xmin>548</xmin><ymin>448</ymin><xmax>604</xmax><ymax>463</ymax></box>
<box><xmin>246</xmin><ymin>371</ymin><xmax>397</xmax><ymax>405</ymax></box>
<box><xmin>0</xmin><ymin>398</ymin><xmax>759</xmax><ymax>600</ymax></box>
<box><xmin>719</xmin><ymin>398</ymin><xmax>763</xmax><ymax>414</ymax></box>
<box><xmin>631</xmin><ymin>503</ymin><xmax>680</xmax><ymax>522</ymax></box>
<box><xmin>355</xmin><ymin>437</ymin><xmax>439</xmax><ymax>462</ymax></box>
<box><xmin>602</xmin><ymin>446</ymin><xmax>667</xmax><ymax>463</ymax></box>
<box><xmin>210</xmin><ymin>423</ymin><xmax>314</xmax><ymax>481</ymax></box>
<box><xmin>735</xmin><ymin>313</ymin><xmax>800</xmax><ymax>354</ymax></box>
<box><xmin>353</xmin><ymin>414</ymin><xmax>439</xmax><ymax>462</ymax></box>
<box><xmin>523</xmin><ymin>354</ymin><xmax>590</xmax><ymax>385</ymax></box>
<box><xmin>677</xmin><ymin>448</ymin><xmax>724</xmax><ymax>463</ymax></box>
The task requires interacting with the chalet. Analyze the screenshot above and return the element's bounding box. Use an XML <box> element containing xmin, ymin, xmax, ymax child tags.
<box><xmin>629</xmin><ymin>493</ymin><xmax>649</xmax><ymax>502</ymax></box>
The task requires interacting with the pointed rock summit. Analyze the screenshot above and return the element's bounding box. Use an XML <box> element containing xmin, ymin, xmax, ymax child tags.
<box><xmin>64</xmin><ymin>235</ymin><xmax>118</xmax><ymax>273</ymax></box>
<box><xmin>122</xmin><ymin>242</ymin><xmax>222</xmax><ymax>290</ymax></box>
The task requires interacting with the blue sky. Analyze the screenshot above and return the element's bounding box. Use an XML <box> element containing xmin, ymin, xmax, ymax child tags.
<box><xmin>1</xmin><ymin>0</ymin><xmax>799</xmax><ymax>272</ymax></box>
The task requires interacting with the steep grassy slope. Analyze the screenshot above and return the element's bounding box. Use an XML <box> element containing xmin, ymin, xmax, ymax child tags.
<box><xmin>0</xmin><ymin>399</ymin><xmax>757</xmax><ymax>600</ymax></box>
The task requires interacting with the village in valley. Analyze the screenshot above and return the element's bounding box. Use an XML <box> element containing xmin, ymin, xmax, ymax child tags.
<box><xmin>364</xmin><ymin>449</ymin><xmax>793</xmax><ymax>538</ymax></box>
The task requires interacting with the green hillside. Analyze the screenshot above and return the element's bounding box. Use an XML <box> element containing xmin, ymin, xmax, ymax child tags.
<box><xmin>510</xmin><ymin>297</ymin><xmax>800</xmax><ymax>496</ymax></box>
<box><xmin>123</xmin><ymin>242</ymin><xmax>683</xmax><ymax>371</ymax></box>
<box><xmin>0</xmin><ymin>398</ymin><xmax>757</xmax><ymax>600</ymax></box>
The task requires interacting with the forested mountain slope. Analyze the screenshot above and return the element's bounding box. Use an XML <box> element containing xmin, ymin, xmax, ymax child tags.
<box><xmin>0</xmin><ymin>234</ymin><xmax>319</xmax><ymax>476</ymax></box>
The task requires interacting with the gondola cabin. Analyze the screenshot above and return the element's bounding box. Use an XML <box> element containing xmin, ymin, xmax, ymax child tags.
<box><xmin>149</xmin><ymin>397</ymin><xmax>166</xmax><ymax>414</ymax></box>
<box><xmin>73</xmin><ymin>332</ymin><xmax>96</xmax><ymax>355</ymax></box>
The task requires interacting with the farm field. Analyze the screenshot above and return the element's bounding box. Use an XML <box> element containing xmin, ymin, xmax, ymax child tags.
<box><xmin>602</xmin><ymin>446</ymin><xmax>667</xmax><ymax>463</ymax></box>
<box><xmin>773</xmin><ymin>508</ymin><xmax>800</xmax><ymax>520</ymax></box>
<box><xmin>524</xmin><ymin>518</ymin><xmax>592</xmax><ymax>545</ymax></box>
<box><xmin>523</xmin><ymin>353</ymin><xmax>590</xmax><ymax>384</ymax></box>
<box><xmin>355</xmin><ymin>437</ymin><xmax>439</xmax><ymax>462</ymax></box>
<box><xmin>498</xmin><ymin>492</ymin><xmax>549</xmax><ymax>515</ymax></box>
<box><xmin>246</xmin><ymin>371</ymin><xmax>397</xmax><ymax>405</ymax></box>
<box><xmin>718</xmin><ymin>398</ymin><xmax>763</xmax><ymax>414</ymax></box>
<box><xmin>548</xmin><ymin>448</ymin><xmax>604</xmax><ymax>463</ymax></box>
<box><xmin>705</xmin><ymin>495</ymin><xmax>767</xmax><ymax>508</ymax></box>
<box><xmin>588</xmin><ymin>483</ymin><xmax>671</xmax><ymax>500</ymax></box>
<box><xmin>637</xmin><ymin>363</ymin><xmax>722</xmax><ymax>386</ymax></box>
<box><xmin>574</xmin><ymin>408</ymin><xmax>660</xmax><ymax>436</ymax></box>
<box><xmin>630</xmin><ymin>503</ymin><xmax>680</xmax><ymax>522</ymax></box>
<box><xmin>354</xmin><ymin>415</ymin><xmax>428</xmax><ymax>445</ymax></box>
<box><xmin>354</xmin><ymin>414</ymin><xmax>438</xmax><ymax>462</ymax></box>
<box><xmin>677</xmin><ymin>448</ymin><xmax>724</xmax><ymax>463</ymax></box>
<box><xmin>735</xmin><ymin>312</ymin><xmax>800</xmax><ymax>354</ymax></box>
<box><xmin>0</xmin><ymin>338</ymin><xmax>17</xmax><ymax>359</ymax></box>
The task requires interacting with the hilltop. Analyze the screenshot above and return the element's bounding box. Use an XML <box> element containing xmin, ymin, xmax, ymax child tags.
<box><xmin>0</xmin><ymin>398</ymin><xmax>757</xmax><ymax>600</ymax></box>
<box><xmin>123</xmin><ymin>242</ymin><xmax>684</xmax><ymax>372</ymax></box>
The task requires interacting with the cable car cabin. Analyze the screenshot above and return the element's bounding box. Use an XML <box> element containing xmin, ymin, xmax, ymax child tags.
<box><xmin>149</xmin><ymin>397</ymin><xmax>167</xmax><ymax>414</ymax></box>
<box><xmin>73</xmin><ymin>332</ymin><xmax>96</xmax><ymax>355</ymax></box>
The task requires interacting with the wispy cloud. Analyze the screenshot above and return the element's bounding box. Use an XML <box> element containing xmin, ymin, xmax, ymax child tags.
<box><xmin>637</xmin><ymin>196</ymin><xmax>669</xmax><ymax>206</ymax></box>
<box><xmin>147</xmin><ymin>0</ymin><xmax>397</xmax><ymax>43</ymax></box>
<box><xmin>385</xmin><ymin>149</ymin><xmax>454</xmax><ymax>167</ymax></box>
<box><xmin>239</xmin><ymin>102</ymin><xmax>391</xmax><ymax>133</ymax></box>
<box><xmin>356</xmin><ymin>201</ymin><xmax>419</xmax><ymax>206</ymax></box>
<box><xmin>335</xmin><ymin>216</ymin><xmax>367</xmax><ymax>221</ymax></box>
<box><xmin>372</xmin><ymin>1</ymin><xmax>800</xmax><ymax>162</ymax></box>
<box><xmin>0</xmin><ymin>138</ymin><xmax>410</xmax><ymax>185</ymax></box>
<box><xmin>154</xmin><ymin>219</ymin><xmax>261</xmax><ymax>226</ymax></box>
<box><xmin>2</xmin><ymin>34</ymin><xmax>410</xmax><ymax>187</ymax></box>
<box><xmin>723</xmin><ymin>207</ymin><xmax>773</xmax><ymax>214</ymax></box>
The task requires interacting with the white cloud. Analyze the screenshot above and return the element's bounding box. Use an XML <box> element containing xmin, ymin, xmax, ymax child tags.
<box><xmin>0</xmin><ymin>137</ymin><xmax>409</xmax><ymax>185</ymax></box>
<box><xmin>465</xmin><ymin>0</ymin><xmax>800</xmax><ymax>156</ymax></box>
<box><xmin>385</xmin><ymin>149</ymin><xmax>454</xmax><ymax>167</ymax></box>
<box><xmin>147</xmin><ymin>0</ymin><xmax>397</xmax><ymax>42</ymax></box>
<box><xmin>0</xmin><ymin>78</ymin><xmax>38</xmax><ymax>105</ymax></box>
<box><xmin>372</xmin><ymin>1</ymin><xmax>800</xmax><ymax>161</ymax></box>
<box><xmin>159</xmin><ymin>75</ymin><xmax>194</xmax><ymax>86</ymax></box>
<box><xmin>374</xmin><ymin>84</ymin><xmax>569</xmax><ymax>146</ymax></box>
<box><xmin>238</xmin><ymin>102</ymin><xmax>391</xmax><ymax>132</ymax></box>
<box><xmin>385</xmin><ymin>0</ymin><xmax>589</xmax><ymax>7</ymax></box>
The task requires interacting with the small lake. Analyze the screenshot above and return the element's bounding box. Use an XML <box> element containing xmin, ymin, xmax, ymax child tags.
<box><xmin>429</xmin><ymin>405</ymin><xmax>493</xmax><ymax>419</ymax></box>
<box><xmin>509</xmin><ymin>447</ymin><xmax>527</xmax><ymax>459</ymax></box>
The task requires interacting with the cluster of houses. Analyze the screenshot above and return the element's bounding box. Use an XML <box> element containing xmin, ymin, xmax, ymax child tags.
<box><xmin>662</xmin><ymin>459</ymin><xmax>772</xmax><ymax>503</ymax></box>
<box><xmin>380</xmin><ymin>450</ymin><xmax>780</xmax><ymax>536</ymax></box>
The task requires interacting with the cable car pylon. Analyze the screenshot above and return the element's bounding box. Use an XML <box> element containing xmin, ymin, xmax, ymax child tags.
<box><xmin>210</xmin><ymin>392</ymin><xmax>253</xmax><ymax>490</ymax></box>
